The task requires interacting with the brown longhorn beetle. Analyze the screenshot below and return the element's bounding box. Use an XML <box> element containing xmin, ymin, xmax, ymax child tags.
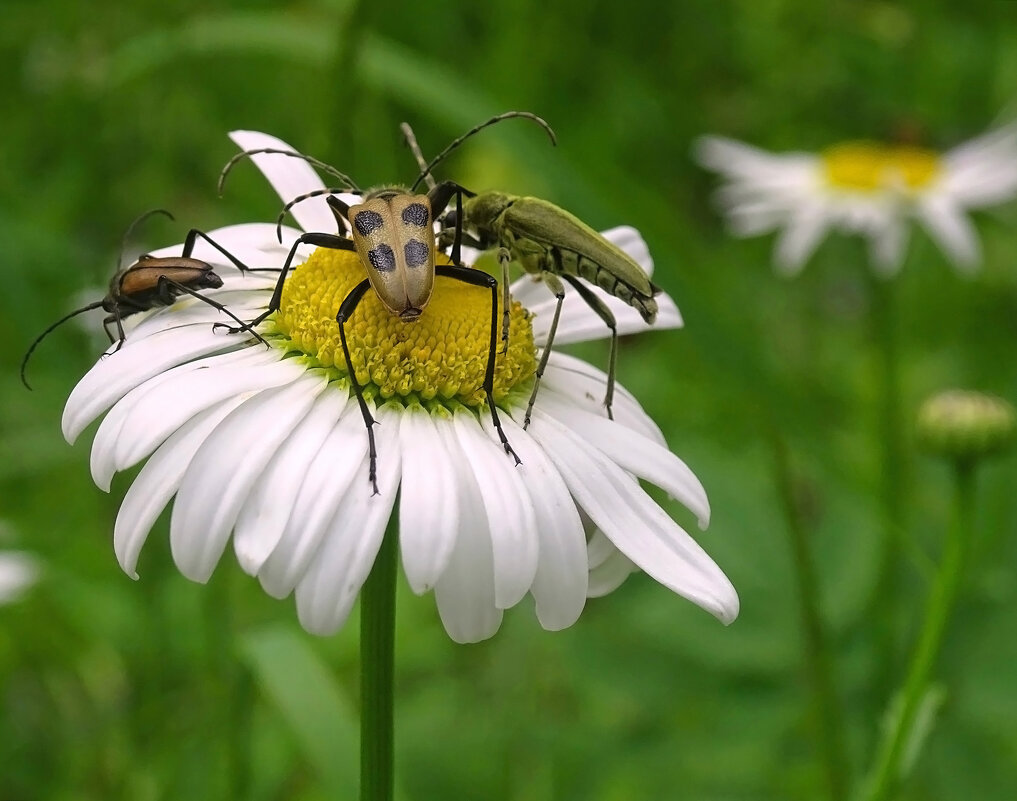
<box><xmin>20</xmin><ymin>209</ymin><xmax>267</xmax><ymax>389</ymax></box>
<box><xmin>217</xmin><ymin>112</ymin><xmax>557</xmax><ymax>493</ymax></box>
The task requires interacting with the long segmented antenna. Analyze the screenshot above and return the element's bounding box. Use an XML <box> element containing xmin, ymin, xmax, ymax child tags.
<box><xmin>20</xmin><ymin>301</ymin><xmax>106</xmax><ymax>390</ymax></box>
<box><xmin>23</xmin><ymin>208</ymin><xmax>177</xmax><ymax>390</ymax></box>
<box><xmin>218</xmin><ymin>148</ymin><xmax>362</xmax><ymax>196</ymax></box>
<box><xmin>401</xmin><ymin>122</ymin><xmax>435</xmax><ymax>191</ymax></box>
<box><xmin>120</xmin><ymin>208</ymin><xmax>173</xmax><ymax>269</ymax></box>
<box><xmin>275</xmin><ymin>186</ymin><xmax>363</xmax><ymax>242</ymax></box>
<box><xmin>409</xmin><ymin>111</ymin><xmax>558</xmax><ymax>192</ymax></box>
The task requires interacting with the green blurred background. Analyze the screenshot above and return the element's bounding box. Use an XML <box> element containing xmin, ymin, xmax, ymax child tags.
<box><xmin>3</xmin><ymin>1</ymin><xmax>1017</xmax><ymax>799</ymax></box>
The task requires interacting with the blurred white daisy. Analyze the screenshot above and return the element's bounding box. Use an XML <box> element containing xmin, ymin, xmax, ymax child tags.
<box><xmin>61</xmin><ymin>131</ymin><xmax>739</xmax><ymax>643</ymax></box>
<box><xmin>695</xmin><ymin>124</ymin><xmax>1017</xmax><ymax>275</ymax></box>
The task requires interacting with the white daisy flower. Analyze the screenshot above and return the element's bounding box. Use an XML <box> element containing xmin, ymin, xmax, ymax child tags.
<box><xmin>694</xmin><ymin>124</ymin><xmax>1017</xmax><ymax>276</ymax></box>
<box><xmin>61</xmin><ymin>131</ymin><xmax>739</xmax><ymax>643</ymax></box>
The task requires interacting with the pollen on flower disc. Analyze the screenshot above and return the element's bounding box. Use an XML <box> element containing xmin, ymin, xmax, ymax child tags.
<box><xmin>272</xmin><ymin>247</ymin><xmax>537</xmax><ymax>407</ymax></box>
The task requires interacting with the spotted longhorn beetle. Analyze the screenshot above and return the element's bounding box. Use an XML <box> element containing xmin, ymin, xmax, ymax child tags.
<box><xmin>217</xmin><ymin>112</ymin><xmax>557</xmax><ymax>493</ymax></box>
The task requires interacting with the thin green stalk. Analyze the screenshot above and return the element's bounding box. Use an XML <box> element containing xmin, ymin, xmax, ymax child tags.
<box><xmin>868</xmin><ymin>274</ymin><xmax>906</xmax><ymax>697</ymax></box>
<box><xmin>861</xmin><ymin>464</ymin><xmax>975</xmax><ymax>801</ymax></box>
<box><xmin>360</xmin><ymin>517</ymin><xmax>399</xmax><ymax>801</ymax></box>
<box><xmin>208</xmin><ymin>567</ymin><xmax>252</xmax><ymax>800</ymax></box>
<box><xmin>770</xmin><ymin>427</ymin><xmax>850</xmax><ymax>801</ymax></box>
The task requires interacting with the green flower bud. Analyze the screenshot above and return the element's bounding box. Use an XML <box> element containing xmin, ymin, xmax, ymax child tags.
<box><xmin>917</xmin><ymin>390</ymin><xmax>1016</xmax><ymax>463</ymax></box>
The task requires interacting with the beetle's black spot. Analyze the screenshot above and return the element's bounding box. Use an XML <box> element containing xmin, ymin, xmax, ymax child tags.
<box><xmin>354</xmin><ymin>210</ymin><xmax>385</xmax><ymax>236</ymax></box>
<box><xmin>404</xmin><ymin>239</ymin><xmax>429</xmax><ymax>268</ymax></box>
<box><xmin>368</xmin><ymin>244</ymin><xmax>397</xmax><ymax>272</ymax></box>
<box><xmin>401</xmin><ymin>203</ymin><xmax>429</xmax><ymax>228</ymax></box>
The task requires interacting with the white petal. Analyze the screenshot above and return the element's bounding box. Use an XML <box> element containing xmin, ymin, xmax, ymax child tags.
<box><xmin>942</xmin><ymin>125</ymin><xmax>1017</xmax><ymax>207</ymax></box>
<box><xmin>294</xmin><ymin>406</ymin><xmax>402</xmax><ymax>636</ymax></box>
<box><xmin>694</xmin><ymin>135</ymin><xmax>785</xmax><ymax>177</ymax></box>
<box><xmin>916</xmin><ymin>196</ymin><xmax>981</xmax><ymax>271</ymax></box>
<box><xmin>535</xmin><ymin>390</ymin><xmax>710</xmax><ymax>528</ymax></box>
<box><xmin>538</xmin><ymin>351</ymin><xmax>665</xmax><ymax>444</ymax></box>
<box><xmin>774</xmin><ymin>202</ymin><xmax>830</xmax><ymax>275</ymax></box>
<box><xmin>233</xmin><ymin>388</ymin><xmax>349</xmax><ymax>575</ymax></box>
<box><xmin>0</xmin><ymin>552</ymin><xmax>40</xmax><ymax>604</ymax></box>
<box><xmin>587</xmin><ymin>544</ymin><xmax>638</xmax><ymax>597</ymax></box>
<box><xmin>529</xmin><ymin>409</ymin><xmax>738</xmax><ymax>624</ymax></box>
<box><xmin>170</xmin><ymin>374</ymin><xmax>328</xmax><ymax>583</ymax></box>
<box><xmin>495</xmin><ymin>415</ymin><xmax>587</xmax><ymax>630</ymax></box>
<box><xmin>586</xmin><ymin>528</ymin><xmax>615</xmax><ymax>570</ymax></box>
<box><xmin>120</xmin><ymin>296</ymin><xmax>270</xmax><ymax>343</ymax></box>
<box><xmin>434</xmin><ymin>459</ymin><xmax>502</xmax><ymax>643</ymax></box>
<box><xmin>452</xmin><ymin>409</ymin><xmax>538</xmax><ymax>609</ymax></box>
<box><xmin>147</xmin><ymin>222</ymin><xmax>291</xmax><ymax>269</ymax></box>
<box><xmin>527</xmin><ymin>285</ymin><xmax>683</xmax><ymax>347</ymax></box>
<box><xmin>62</xmin><ymin>327</ymin><xmax>254</xmax><ymax>444</ymax></box>
<box><xmin>868</xmin><ymin>217</ymin><xmax>910</xmax><ymax>277</ymax></box>
<box><xmin>256</xmin><ymin>399</ymin><xmax>372</xmax><ymax>595</ymax></box>
<box><xmin>92</xmin><ymin>348</ymin><xmax>297</xmax><ymax>491</ymax></box>
<box><xmin>114</xmin><ymin>397</ymin><xmax>248</xmax><ymax>578</ymax></box>
<box><xmin>397</xmin><ymin>407</ymin><xmax>461</xmax><ymax>594</ymax></box>
<box><xmin>228</xmin><ymin>131</ymin><xmax>336</xmax><ymax>235</ymax></box>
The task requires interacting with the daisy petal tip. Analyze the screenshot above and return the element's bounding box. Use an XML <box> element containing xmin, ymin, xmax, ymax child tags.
<box><xmin>716</xmin><ymin>587</ymin><xmax>740</xmax><ymax>626</ymax></box>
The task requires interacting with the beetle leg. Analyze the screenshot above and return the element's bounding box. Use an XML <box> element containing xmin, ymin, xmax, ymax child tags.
<box><xmin>110</xmin><ymin>308</ymin><xmax>128</xmax><ymax>355</ymax></box>
<box><xmin>182</xmin><ymin>229</ymin><xmax>275</xmax><ymax>274</ymax></box>
<box><xmin>213</xmin><ymin>232</ymin><xmax>357</xmax><ymax>336</ymax></box>
<box><xmin>561</xmin><ymin>275</ymin><xmax>617</xmax><ymax>420</ymax></box>
<box><xmin>497</xmin><ymin>247</ymin><xmax>513</xmax><ymax>353</ymax></box>
<box><xmin>436</xmin><ymin>264</ymin><xmax>521</xmax><ymax>466</ymax></box>
<box><xmin>428</xmin><ymin>182</ymin><xmax>470</xmax><ymax>266</ymax></box>
<box><xmin>523</xmin><ymin>273</ymin><xmax>565</xmax><ymax>429</ymax></box>
<box><xmin>101</xmin><ymin>314</ymin><xmax>116</xmax><ymax>344</ymax></box>
<box><xmin>325</xmin><ymin>195</ymin><xmax>352</xmax><ymax>236</ymax></box>
<box><xmin>156</xmin><ymin>277</ymin><xmax>270</xmax><ymax>349</ymax></box>
<box><xmin>336</xmin><ymin>278</ymin><xmax>380</xmax><ymax>495</ymax></box>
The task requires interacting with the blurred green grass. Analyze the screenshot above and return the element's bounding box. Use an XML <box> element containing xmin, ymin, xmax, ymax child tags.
<box><xmin>3</xmin><ymin>1</ymin><xmax>1017</xmax><ymax>799</ymax></box>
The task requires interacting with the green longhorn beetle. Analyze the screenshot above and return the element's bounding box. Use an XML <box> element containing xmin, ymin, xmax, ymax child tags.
<box><xmin>412</xmin><ymin>153</ymin><xmax>661</xmax><ymax>428</ymax></box>
<box><xmin>216</xmin><ymin>112</ymin><xmax>557</xmax><ymax>493</ymax></box>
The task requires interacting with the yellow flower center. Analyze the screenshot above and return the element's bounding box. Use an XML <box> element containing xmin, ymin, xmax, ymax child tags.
<box><xmin>821</xmin><ymin>141</ymin><xmax>941</xmax><ymax>193</ymax></box>
<box><xmin>270</xmin><ymin>247</ymin><xmax>537</xmax><ymax>408</ymax></box>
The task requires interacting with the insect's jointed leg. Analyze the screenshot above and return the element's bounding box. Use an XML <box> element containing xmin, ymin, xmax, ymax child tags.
<box><xmin>561</xmin><ymin>275</ymin><xmax>618</xmax><ymax>420</ymax></box>
<box><xmin>156</xmin><ymin>277</ymin><xmax>270</xmax><ymax>348</ymax></box>
<box><xmin>497</xmin><ymin>247</ymin><xmax>513</xmax><ymax>353</ymax></box>
<box><xmin>523</xmin><ymin>272</ymin><xmax>565</xmax><ymax>429</ymax></box>
<box><xmin>215</xmin><ymin>232</ymin><xmax>357</xmax><ymax>337</ymax></box>
<box><xmin>337</xmin><ymin>278</ymin><xmax>381</xmax><ymax>495</ymax></box>
<box><xmin>181</xmin><ymin>230</ymin><xmax>274</xmax><ymax>273</ymax></box>
<box><xmin>436</xmin><ymin>264</ymin><xmax>520</xmax><ymax>466</ymax></box>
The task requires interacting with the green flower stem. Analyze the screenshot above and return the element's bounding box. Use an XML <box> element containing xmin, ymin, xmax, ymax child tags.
<box><xmin>360</xmin><ymin>516</ymin><xmax>399</xmax><ymax>801</ymax></box>
<box><xmin>209</xmin><ymin>567</ymin><xmax>252</xmax><ymax>800</ymax></box>
<box><xmin>868</xmin><ymin>274</ymin><xmax>906</xmax><ymax>697</ymax></box>
<box><xmin>770</xmin><ymin>428</ymin><xmax>849</xmax><ymax>801</ymax></box>
<box><xmin>861</xmin><ymin>463</ymin><xmax>975</xmax><ymax>801</ymax></box>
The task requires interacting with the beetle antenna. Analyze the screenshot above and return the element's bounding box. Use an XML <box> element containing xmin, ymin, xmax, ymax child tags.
<box><xmin>218</xmin><ymin>148</ymin><xmax>361</xmax><ymax>196</ymax></box>
<box><xmin>119</xmin><ymin>208</ymin><xmax>174</xmax><ymax>270</ymax></box>
<box><xmin>21</xmin><ymin>301</ymin><xmax>107</xmax><ymax>390</ymax></box>
<box><xmin>275</xmin><ymin>187</ymin><xmax>362</xmax><ymax>242</ymax></box>
<box><xmin>410</xmin><ymin>111</ymin><xmax>557</xmax><ymax>192</ymax></box>
<box><xmin>401</xmin><ymin>122</ymin><xmax>435</xmax><ymax>191</ymax></box>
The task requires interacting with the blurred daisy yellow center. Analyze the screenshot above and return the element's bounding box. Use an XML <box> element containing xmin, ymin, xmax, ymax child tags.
<box><xmin>272</xmin><ymin>247</ymin><xmax>536</xmax><ymax>407</ymax></box>
<box><xmin>821</xmin><ymin>142</ymin><xmax>941</xmax><ymax>193</ymax></box>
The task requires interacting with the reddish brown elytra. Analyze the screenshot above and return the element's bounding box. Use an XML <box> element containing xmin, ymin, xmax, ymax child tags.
<box><xmin>20</xmin><ymin>209</ymin><xmax>266</xmax><ymax>389</ymax></box>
